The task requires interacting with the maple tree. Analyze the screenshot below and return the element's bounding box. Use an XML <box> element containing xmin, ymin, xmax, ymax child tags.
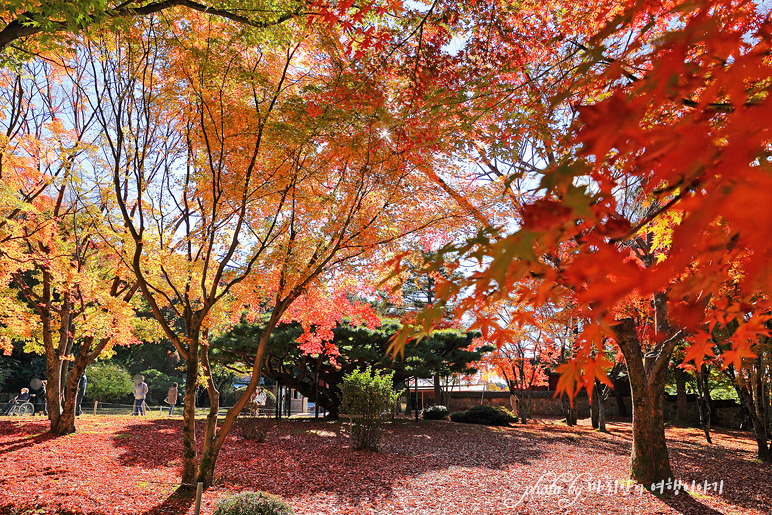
<box><xmin>727</xmin><ymin>344</ymin><xmax>772</xmax><ymax>462</ymax></box>
<box><xmin>388</xmin><ymin>0</ymin><xmax>772</xmax><ymax>486</ymax></box>
<box><xmin>474</xmin><ymin>297</ymin><xmax>560</xmax><ymax>424</ymax></box>
<box><xmin>3</xmin><ymin>0</ymin><xmax>770</xmax><ymax>493</ymax></box>
<box><xmin>57</xmin><ymin>3</ymin><xmax>474</xmax><ymax>487</ymax></box>
<box><xmin>0</xmin><ymin>59</ymin><xmax>148</xmax><ymax>435</ymax></box>
<box><xmin>708</xmin><ymin>319</ymin><xmax>772</xmax><ymax>461</ymax></box>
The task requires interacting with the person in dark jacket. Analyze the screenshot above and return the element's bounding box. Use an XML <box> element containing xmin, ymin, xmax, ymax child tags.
<box><xmin>75</xmin><ymin>373</ymin><xmax>87</xmax><ymax>416</ymax></box>
<box><xmin>30</xmin><ymin>379</ymin><xmax>47</xmax><ymax>416</ymax></box>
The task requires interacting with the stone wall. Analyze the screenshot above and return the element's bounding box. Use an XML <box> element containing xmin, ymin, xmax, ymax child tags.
<box><xmin>442</xmin><ymin>390</ymin><xmax>743</xmax><ymax>428</ymax></box>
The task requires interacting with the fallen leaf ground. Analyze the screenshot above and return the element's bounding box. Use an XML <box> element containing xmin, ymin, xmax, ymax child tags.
<box><xmin>0</xmin><ymin>416</ymin><xmax>769</xmax><ymax>514</ymax></box>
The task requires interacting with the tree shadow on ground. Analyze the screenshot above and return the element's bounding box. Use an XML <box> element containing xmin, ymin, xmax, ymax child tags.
<box><xmin>4</xmin><ymin>417</ymin><xmax>768</xmax><ymax>514</ymax></box>
<box><xmin>113</xmin><ymin>417</ymin><xmax>772</xmax><ymax>513</ymax></box>
<box><xmin>501</xmin><ymin>419</ymin><xmax>772</xmax><ymax>515</ymax></box>
<box><xmin>111</xmin><ymin>417</ymin><xmax>551</xmax><ymax>509</ymax></box>
<box><xmin>138</xmin><ymin>487</ymin><xmax>197</xmax><ymax>515</ymax></box>
<box><xmin>656</xmin><ymin>492</ymin><xmax>735</xmax><ymax>515</ymax></box>
<box><xmin>667</xmin><ymin>439</ymin><xmax>772</xmax><ymax>514</ymax></box>
<box><xmin>0</xmin><ymin>420</ymin><xmax>59</xmax><ymax>456</ymax></box>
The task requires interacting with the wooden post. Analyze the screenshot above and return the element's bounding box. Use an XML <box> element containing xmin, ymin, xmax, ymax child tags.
<box><xmin>414</xmin><ymin>377</ymin><xmax>419</xmax><ymax>422</ymax></box>
<box><xmin>339</xmin><ymin>414</ymin><xmax>363</xmax><ymax>459</ymax></box>
<box><xmin>193</xmin><ymin>482</ymin><xmax>203</xmax><ymax>515</ymax></box>
<box><xmin>93</xmin><ymin>401</ymin><xmax>98</xmax><ymax>416</ymax></box>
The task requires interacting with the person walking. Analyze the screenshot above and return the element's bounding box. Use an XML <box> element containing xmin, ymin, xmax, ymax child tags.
<box><xmin>133</xmin><ymin>376</ymin><xmax>148</xmax><ymax>416</ymax></box>
<box><xmin>165</xmin><ymin>383</ymin><xmax>178</xmax><ymax>416</ymax></box>
<box><xmin>75</xmin><ymin>373</ymin><xmax>87</xmax><ymax>416</ymax></box>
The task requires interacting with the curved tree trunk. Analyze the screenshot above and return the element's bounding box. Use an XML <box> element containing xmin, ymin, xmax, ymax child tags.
<box><xmin>194</xmin><ymin>309</ymin><xmax>284</xmax><ymax>488</ymax></box>
<box><xmin>613</xmin><ymin>317</ymin><xmax>678</xmax><ymax>485</ymax></box>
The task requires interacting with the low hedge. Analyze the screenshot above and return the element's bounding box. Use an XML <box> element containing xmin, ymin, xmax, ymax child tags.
<box><xmin>449</xmin><ymin>405</ymin><xmax>516</xmax><ymax>426</ymax></box>
<box><xmin>212</xmin><ymin>491</ymin><xmax>294</xmax><ymax>515</ymax></box>
<box><xmin>422</xmin><ymin>405</ymin><xmax>450</xmax><ymax>420</ymax></box>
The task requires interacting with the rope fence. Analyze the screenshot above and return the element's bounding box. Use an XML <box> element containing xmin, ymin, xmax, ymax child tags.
<box><xmin>1</xmin><ymin>398</ymin><xmax>324</xmax><ymax>420</ymax></box>
<box><xmin>87</xmin><ymin>402</ymin><xmax>266</xmax><ymax>417</ymax></box>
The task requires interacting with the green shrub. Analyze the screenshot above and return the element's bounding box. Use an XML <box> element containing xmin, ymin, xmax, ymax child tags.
<box><xmin>340</xmin><ymin>366</ymin><xmax>399</xmax><ymax>451</ymax></box>
<box><xmin>84</xmin><ymin>362</ymin><xmax>133</xmax><ymax>403</ymax></box>
<box><xmin>450</xmin><ymin>404</ymin><xmax>516</xmax><ymax>426</ymax></box>
<box><xmin>212</xmin><ymin>491</ymin><xmax>294</xmax><ymax>515</ymax></box>
<box><xmin>422</xmin><ymin>405</ymin><xmax>450</xmax><ymax>420</ymax></box>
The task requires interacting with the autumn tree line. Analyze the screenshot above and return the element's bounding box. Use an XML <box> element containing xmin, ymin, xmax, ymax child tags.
<box><xmin>1</xmin><ymin>0</ymin><xmax>771</xmax><ymax>490</ymax></box>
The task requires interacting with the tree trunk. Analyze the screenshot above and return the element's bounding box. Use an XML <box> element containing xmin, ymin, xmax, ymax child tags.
<box><xmin>614</xmin><ymin>318</ymin><xmax>676</xmax><ymax>485</ymax></box>
<box><xmin>591</xmin><ymin>385</ymin><xmax>599</xmax><ymax>429</ymax></box>
<box><xmin>433</xmin><ymin>372</ymin><xmax>442</xmax><ymax>406</ymax></box>
<box><xmin>561</xmin><ymin>394</ymin><xmax>577</xmax><ymax>426</ymax></box>
<box><xmin>598</xmin><ymin>390</ymin><xmax>608</xmax><ymax>432</ymax></box>
<box><xmin>596</xmin><ymin>379</ymin><xmax>609</xmax><ymax>432</ymax></box>
<box><xmin>629</xmin><ymin>391</ymin><xmax>672</xmax><ymax>484</ymax></box>
<box><xmin>45</xmin><ymin>349</ymin><xmax>64</xmax><ymax>430</ymax></box>
<box><xmin>193</xmin><ymin>309</ymin><xmax>283</xmax><ymax>488</ymax></box>
<box><xmin>737</xmin><ymin>382</ymin><xmax>771</xmax><ymax>462</ymax></box>
<box><xmin>181</xmin><ymin>331</ymin><xmax>200</xmax><ymax>486</ymax></box>
<box><xmin>694</xmin><ymin>365</ymin><xmax>712</xmax><ymax>444</ymax></box>
<box><xmin>614</xmin><ymin>376</ymin><xmax>628</xmax><ymax>417</ymax></box>
<box><xmin>51</xmin><ymin>348</ymin><xmax>91</xmax><ymax>435</ymax></box>
<box><xmin>675</xmin><ymin>367</ymin><xmax>688</xmax><ymax>425</ymax></box>
<box><xmin>198</xmin><ymin>334</ymin><xmax>221</xmax><ymax>487</ymax></box>
<box><xmin>443</xmin><ymin>376</ymin><xmax>454</xmax><ymax>408</ymax></box>
<box><xmin>524</xmin><ymin>386</ymin><xmax>535</xmax><ymax>424</ymax></box>
<box><xmin>42</xmin><ymin>289</ymin><xmax>77</xmax><ymax>435</ymax></box>
<box><xmin>517</xmin><ymin>391</ymin><xmax>527</xmax><ymax>424</ymax></box>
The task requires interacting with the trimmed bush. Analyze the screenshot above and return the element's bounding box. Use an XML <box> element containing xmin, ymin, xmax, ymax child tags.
<box><xmin>84</xmin><ymin>362</ymin><xmax>133</xmax><ymax>403</ymax></box>
<box><xmin>422</xmin><ymin>405</ymin><xmax>450</xmax><ymax>420</ymax></box>
<box><xmin>450</xmin><ymin>405</ymin><xmax>516</xmax><ymax>426</ymax></box>
<box><xmin>340</xmin><ymin>366</ymin><xmax>399</xmax><ymax>451</ymax></box>
<box><xmin>212</xmin><ymin>491</ymin><xmax>294</xmax><ymax>515</ymax></box>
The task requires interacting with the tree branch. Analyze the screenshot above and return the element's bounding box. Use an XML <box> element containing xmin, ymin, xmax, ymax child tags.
<box><xmin>1</xmin><ymin>0</ymin><xmax>306</xmax><ymax>52</ymax></box>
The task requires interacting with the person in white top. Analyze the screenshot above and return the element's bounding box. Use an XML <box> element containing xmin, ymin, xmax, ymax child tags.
<box><xmin>133</xmin><ymin>376</ymin><xmax>149</xmax><ymax>416</ymax></box>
